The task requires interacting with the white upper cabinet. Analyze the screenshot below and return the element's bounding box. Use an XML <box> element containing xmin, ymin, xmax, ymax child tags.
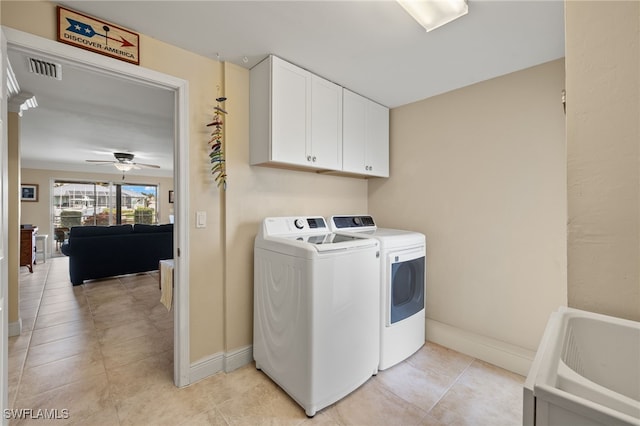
<box><xmin>342</xmin><ymin>89</ymin><xmax>389</xmax><ymax>178</ymax></box>
<box><xmin>270</xmin><ymin>56</ymin><xmax>309</xmax><ymax>166</ymax></box>
<box><xmin>309</xmin><ymin>74</ymin><xmax>343</xmax><ymax>170</ymax></box>
<box><xmin>250</xmin><ymin>55</ymin><xmax>388</xmax><ymax>177</ymax></box>
<box><xmin>250</xmin><ymin>55</ymin><xmax>342</xmax><ymax>170</ymax></box>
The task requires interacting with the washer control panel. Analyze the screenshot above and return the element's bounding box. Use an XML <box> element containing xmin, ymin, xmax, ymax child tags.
<box><xmin>263</xmin><ymin>216</ymin><xmax>327</xmax><ymax>236</ymax></box>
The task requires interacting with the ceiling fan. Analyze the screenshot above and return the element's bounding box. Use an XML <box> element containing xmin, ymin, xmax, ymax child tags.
<box><xmin>86</xmin><ymin>152</ymin><xmax>160</xmax><ymax>179</ymax></box>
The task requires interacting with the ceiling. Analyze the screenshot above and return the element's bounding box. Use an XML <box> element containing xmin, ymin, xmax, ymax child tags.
<box><xmin>10</xmin><ymin>49</ymin><xmax>175</xmax><ymax>177</ymax></box>
<box><xmin>11</xmin><ymin>0</ymin><xmax>565</xmax><ymax>177</ymax></box>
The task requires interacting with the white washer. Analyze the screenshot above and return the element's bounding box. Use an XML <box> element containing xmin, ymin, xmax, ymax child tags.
<box><xmin>329</xmin><ymin>215</ymin><xmax>426</xmax><ymax>370</ymax></box>
<box><xmin>254</xmin><ymin>216</ymin><xmax>380</xmax><ymax>417</ymax></box>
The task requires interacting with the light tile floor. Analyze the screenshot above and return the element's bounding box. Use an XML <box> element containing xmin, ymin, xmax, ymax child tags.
<box><xmin>9</xmin><ymin>257</ymin><xmax>525</xmax><ymax>425</ymax></box>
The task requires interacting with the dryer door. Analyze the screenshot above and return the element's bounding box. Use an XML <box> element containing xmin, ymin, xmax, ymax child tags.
<box><xmin>387</xmin><ymin>248</ymin><xmax>425</xmax><ymax>325</ymax></box>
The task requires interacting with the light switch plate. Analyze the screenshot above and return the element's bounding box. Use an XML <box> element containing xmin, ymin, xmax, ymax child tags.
<box><xmin>196</xmin><ymin>211</ymin><xmax>206</xmax><ymax>228</ymax></box>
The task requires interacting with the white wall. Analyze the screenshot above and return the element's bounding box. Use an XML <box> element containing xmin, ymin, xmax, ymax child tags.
<box><xmin>369</xmin><ymin>59</ymin><xmax>567</xmax><ymax>374</ymax></box>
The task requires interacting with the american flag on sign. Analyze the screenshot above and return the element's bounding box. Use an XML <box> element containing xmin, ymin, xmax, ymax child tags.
<box><xmin>66</xmin><ymin>18</ymin><xmax>96</xmax><ymax>37</ymax></box>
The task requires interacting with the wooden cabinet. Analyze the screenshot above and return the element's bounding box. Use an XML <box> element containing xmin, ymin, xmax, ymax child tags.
<box><xmin>250</xmin><ymin>55</ymin><xmax>343</xmax><ymax>170</ymax></box>
<box><xmin>342</xmin><ymin>89</ymin><xmax>389</xmax><ymax>178</ymax></box>
<box><xmin>20</xmin><ymin>227</ymin><xmax>37</xmax><ymax>273</ymax></box>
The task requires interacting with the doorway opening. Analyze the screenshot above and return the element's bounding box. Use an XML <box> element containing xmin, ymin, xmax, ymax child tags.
<box><xmin>5</xmin><ymin>27</ymin><xmax>190</xmax><ymax>387</ymax></box>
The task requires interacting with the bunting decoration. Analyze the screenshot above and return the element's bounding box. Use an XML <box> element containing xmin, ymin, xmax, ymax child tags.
<box><xmin>207</xmin><ymin>96</ymin><xmax>227</xmax><ymax>189</ymax></box>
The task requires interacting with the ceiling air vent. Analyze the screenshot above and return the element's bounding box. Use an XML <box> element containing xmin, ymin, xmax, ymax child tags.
<box><xmin>27</xmin><ymin>57</ymin><xmax>62</xmax><ymax>80</ymax></box>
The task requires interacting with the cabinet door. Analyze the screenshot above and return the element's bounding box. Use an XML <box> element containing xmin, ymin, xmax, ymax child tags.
<box><xmin>310</xmin><ymin>75</ymin><xmax>342</xmax><ymax>169</ymax></box>
<box><xmin>342</xmin><ymin>89</ymin><xmax>367</xmax><ymax>174</ymax></box>
<box><xmin>365</xmin><ymin>100</ymin><xmax>389</xmax><ymax>177</ymax></box>
<box><xmin>343</xmin><ymin>90</ymin><xmax>389</xmax><ymax>177</ymax></box>
<box><xmin>271</xmin><ymin>56</ymin><xmax>310</xmax><ymax>165</ymax></box>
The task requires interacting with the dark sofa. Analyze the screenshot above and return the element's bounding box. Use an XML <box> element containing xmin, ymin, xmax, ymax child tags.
<box><xmin>61</xmin><ymin>224</ymin><xmax>173</xmax><ymax>286</ymax></box>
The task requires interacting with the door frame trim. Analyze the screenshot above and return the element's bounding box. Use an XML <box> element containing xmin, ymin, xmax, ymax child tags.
<box><xmin>3</xmin><ymin>26</ymin><xmax>191</xmax><ymax>386</ymax></box>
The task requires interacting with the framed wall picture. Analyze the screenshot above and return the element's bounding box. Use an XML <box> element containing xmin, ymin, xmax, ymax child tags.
<box><xmin>168</xmin><ymin>190</ymin><xmax>174</xmax><ymax>203</ymax></box>
<box><xmin>21</xmin><ymin>184</ymin><xmax>39</xmax><ymax>202</ymax></box>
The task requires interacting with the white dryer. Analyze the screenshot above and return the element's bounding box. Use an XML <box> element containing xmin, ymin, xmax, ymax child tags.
<box><xmin>254</xmin><ymin>216</ymin><xmax>380</xmax><ymax>417</ymax></box>
<box><xmin>329</xmin><ymin>215</ymin><xmax>426</xmax><ymax>370</ymax></box>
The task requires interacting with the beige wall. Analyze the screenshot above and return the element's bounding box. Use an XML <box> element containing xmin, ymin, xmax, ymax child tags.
<box><xmin>369</xmin><ymin>59</ymin><xmax>567</xmax><ymax>353</ymax></box>
<box><xmin>565</xmin><ymin>1</ymin><xmax>640</xmax><ymax>321</ymax></box>
<box><xmin>222</xmin><ymin>62</ymin><xmax>368</xmax><ymax>351</ymax></box>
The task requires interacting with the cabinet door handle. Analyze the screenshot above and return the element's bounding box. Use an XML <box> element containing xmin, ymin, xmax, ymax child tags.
<box><xmin>312</xmin><ymin>156</ymin><xmax>316</xmax><ymax>162</ymax></box>
<box><xmin>307</xmin><ymin>155</ymin><xmax>312</xmax><ymax>162</ymax></box>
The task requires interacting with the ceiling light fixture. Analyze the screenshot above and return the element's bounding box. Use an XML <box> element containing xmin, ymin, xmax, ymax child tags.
<box><xmin>397</xmin><ymin>0</ymin><xmax>468</xmax><ymax>32</ymax></box>
<box><xmin>113</xmin><ymin>163</ymin><xmax>134</xmax><ymax>172</ymax></box>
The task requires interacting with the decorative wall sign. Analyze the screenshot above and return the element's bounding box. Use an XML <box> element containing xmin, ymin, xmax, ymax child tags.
<box><xmin>57</xmin><ymin>6</ymin><xmax>140</xmax><ymax>65</ymax></box>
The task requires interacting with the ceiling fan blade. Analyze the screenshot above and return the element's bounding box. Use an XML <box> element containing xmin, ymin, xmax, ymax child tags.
<box><xmin>133</xmin><ymin>162</ymin><xmax>161</xmax><ymax>169</ymax></box>
<box><xmin>86</xmin><ymin>160</ymin><xmax>116</xmax><ymax>164</ymax></box>
<box><xmin>86</xmin><ymin>154</ymin><xmax>160</xmax><ymax>170</ymax></box>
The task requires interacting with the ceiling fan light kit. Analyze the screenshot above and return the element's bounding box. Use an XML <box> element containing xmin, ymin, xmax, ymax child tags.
<box><xmin>86</xmin><ymin>151</ymin><xmax>160</xmax><ymax>179</ymax></box>
<box><xmin>113</xmin><ymin>162</ymin><xmax>134</xmax><ymax>172</ymax></box>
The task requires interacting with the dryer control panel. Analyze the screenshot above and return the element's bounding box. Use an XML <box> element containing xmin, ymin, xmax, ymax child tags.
<box><xmin>330</xmin><ymin>215</ymin><xmax>376</xmax><ymax>230</ymax></box>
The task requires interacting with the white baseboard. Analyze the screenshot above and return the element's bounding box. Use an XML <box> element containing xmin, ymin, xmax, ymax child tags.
<box><xmin>426</xmin><ymin>318</ymin><xmax>535</xmax><ymax>376</ymax></box>
<box><xmin>190</xmin><ymin>352</ymin><xmax>224</xmax><ymax>384</ymax></box>
<box><xmin>189</xmin><ymin>345</ymin><xmax>253</xmax><ymax>384</ymax></box>
<box><xmin>224</xmin><ymin>345</ymin><xmax>253</xmax><ymax>373</ymax></box>
<box><xmin>8</xmin><ymin>318</ymin><xmax>22</xmax><ymax>337</ymax></box>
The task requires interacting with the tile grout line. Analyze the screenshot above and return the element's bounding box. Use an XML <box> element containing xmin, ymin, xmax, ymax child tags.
<box><xmin>11</xmin><ymin>261</ymin><xmax>51</xmax><ymax>409</ymax></box>
<box><xmin>421</xmin><ymin>358</ymin><xmax>476</xmax><ymax>419</ymax></box>
<box><xmin>100</xmin><ymin>275</ymin><xmax>161</xmax><ymax>426</ymax></box>
<box><xmin>97</xmin><ymin>277</ymin><xmax>119</xmax><ymax>426</ymax></box>
<box><xmin>12</xmin><ymin>261</ymin><xmax>174</xmax><ymax>425</ymax></box>
<box><xmin>14</xmin><ymin>260</ymin><xmax>107</xmax><ymax>406</ymax></box>
<box><xmin>379</xmin><ymin>355</ymin><xmax>476</xmax><ymax>423</ymax></box>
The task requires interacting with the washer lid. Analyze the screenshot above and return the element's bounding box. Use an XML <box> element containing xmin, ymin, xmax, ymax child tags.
<box><xmin>256</xmin><ymin>216</ymin><xmax>379</xmax><ymax>254</ymax></box>
<box><xmin>328</xmin><ymin>216</ymin><xmax>425</xmax><ymax>249</ymax></box>
<box><xmin>268</xmin><ymin>232</ymin><xmax>377</xmax><ymax>252</ymax></box>
<box><xmin>281</xmin><ymin>233</ymin><xmax>365</xmax><ymax>245</ymax></box>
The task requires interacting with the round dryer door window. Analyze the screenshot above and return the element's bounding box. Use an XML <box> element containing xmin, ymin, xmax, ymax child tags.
<box><xmin>390</xmin><ymin>256</ymin><xmax>425</xmax><ymax>324</ymax></box>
